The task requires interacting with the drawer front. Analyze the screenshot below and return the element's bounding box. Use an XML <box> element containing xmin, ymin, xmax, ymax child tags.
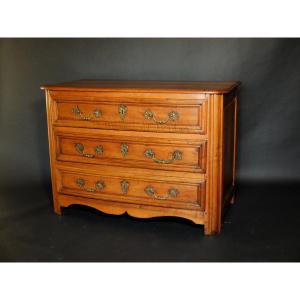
<box><xmin>50</xmin><ymin>91</ymin><xmax>207</xmax><ymax>133</ymax></box>
<box><xmin>57</xmin><ymin>169</ymin><xmax>205</xmax><ymax>211</ymax></box>
<box><xmin>55</xmin><ymin>128</ymin><xmax>207</xmax><ymax>173</ymax></box>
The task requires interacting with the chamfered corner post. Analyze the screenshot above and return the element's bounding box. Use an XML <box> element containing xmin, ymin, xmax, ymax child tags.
<box><xmin>230</xmin><ymin>94</ymin><xmax>238</xmax><ymax>205</ymax></box>
<box><xmin>204</xmin><ymin>93</ymin><xmax>223</xmax><ymax>235</ymax></box>
<box><xmin>45</xmin><ymin>89</ymin><xmax>61</xmax><ymax>217</ymax></box>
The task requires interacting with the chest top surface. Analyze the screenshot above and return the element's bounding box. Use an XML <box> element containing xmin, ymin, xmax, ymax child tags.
<box><xmin>41</xmin><ymin>79</ymin><xmax>241</xmax><ymax>94</ymax></box>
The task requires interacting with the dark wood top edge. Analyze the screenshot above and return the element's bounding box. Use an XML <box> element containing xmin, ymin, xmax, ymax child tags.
<box><xmin>40</xmin><ymin>80</ymin><xmax>241</xmax><ymax>94</ymax></box>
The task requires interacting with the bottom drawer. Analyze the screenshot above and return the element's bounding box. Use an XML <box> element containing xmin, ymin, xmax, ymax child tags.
<box><xmin>56</xmin><ymin>168</ymin><xmax>205</xmax><ymax>211</ymax></box>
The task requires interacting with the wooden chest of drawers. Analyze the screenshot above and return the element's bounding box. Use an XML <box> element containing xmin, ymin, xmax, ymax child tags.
<box><xmin>41</xmin><ymin>80</ymin><xmax>240</xmax><ymax>235</ymax></box>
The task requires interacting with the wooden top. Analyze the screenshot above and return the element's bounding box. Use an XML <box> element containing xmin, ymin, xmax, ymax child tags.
<box><xmin>41</xmin><ymin>80</ymin><xmax>241</xmax><ymax>94</ymax></box>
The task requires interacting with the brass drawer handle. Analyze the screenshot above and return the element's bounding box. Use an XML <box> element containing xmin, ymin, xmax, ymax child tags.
<box><xmin>144</xmin><ymin>149</ymin><xmax>182</xmax><ymax>164</ymax></box>
<box><xmin>75</xmin><ymin>143</ymin><xmax>103</xmax><ymax>158</ymax></box>
<box><xmin>76</xmin><ymin>178</ymin><xmax>105</xmax><ymax>192</ymax></box>
<box><xmin>144</xmin><ymin>110</ymin><xmax>179</xmax><ymax>124</ymax></box>
<box><xmin>144</xmin><ymin>186</ymin><xmax>179</xmax><ymax>200</ymax></box>
<box><xmin>72</xmin><ymin>105</ymin><xmax>102</xmax><ymax>120</ymax></box>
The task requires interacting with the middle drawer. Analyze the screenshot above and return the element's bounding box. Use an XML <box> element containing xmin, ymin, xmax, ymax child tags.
<box><xmin>54</xmin><ymin>127</ymin><xmax>207</xmax><ymax>173</ymax></box>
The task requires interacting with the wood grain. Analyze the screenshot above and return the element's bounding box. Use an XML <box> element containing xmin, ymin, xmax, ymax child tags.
<box><xmin>58</xmin><ymin>194</ymin><xmax>205</xmax><ymax>225</ymax></box>
<box><xmin>57</xmin><ymin>168</ymin><xmax>206</xmax><ymax>211</ymax></box>
<box><xmin>50</xmin><ymin>92</ymin><xmax>208</xmax><ymax>134</ymax></box>
<box><xmin>45</xmin><ymin>90</ymin><xmax>61</xmax><ymax>215</ymax></box>
<box><xmin>42</xmin><ymin>80</ymin><xmax>240</xmax><ymax>235</ymax></box>
<box><xmin>41</xmin><ymin>79</ymin><xmax>241</xmax><ymax>94</ymax></box>
<box><xmin>204</xmin><ymin>94</ymin><xmax>223</xmax><ymax>235</ymax></box>
<box><xmin>55</xmin><ymin>127</ymin><xmax>207</xmax><ymax>173</ymax></box>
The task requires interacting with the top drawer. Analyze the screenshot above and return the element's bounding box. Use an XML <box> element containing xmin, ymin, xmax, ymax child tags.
<box><xmin>49</xmin><ymin>91</ymin><xmax>208</xmax><ymax>134</ymax></box>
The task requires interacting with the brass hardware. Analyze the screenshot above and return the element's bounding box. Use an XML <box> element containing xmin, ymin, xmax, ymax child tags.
<box><xmin>94</xmin><ymin>145</ymin><xmax>104</xmax><ymax>155</ymax></box>
<box><xmin>144</xmin><ymin>109</ymin><xmax>179</xmax><ymax>124</ymax></box>
<box><xmin>120</xmin><ymin>143</ymin><xmax>128</xmax><ymax>157</ymax></box>
<box><xmin>76</xmin><ymin>178</ymin><xmax>85</xmax><ymax>188</ymax></box>
<box><xmin>72</xmin><ymin>105</ymin><xmax>102</xmax><ymax>120</ymax></box>
<box><xmin>75</xmin><ymin>143</ymin><xmax>84</xmax><ymax>154</ymax></box>
<box><xmin>144</xmin><ymin>186</ymin><xmax>179</xmax><ymax>200</ymax></box>
<box><xmin>168</xmin><ymin>188</ymin><xmax>179</xmax><ymax>198</ymax></box>
<box><xmin>75</xmin><ymin>143</ymin><xmax>103</xmax><ymax>158</ymax></box>
<box><xmin>75</xmin><ymin>178</ymin><xmax>105</xmax><ymax>192</ymax></box>
<box><xmin>144</xmin><ymin>149</ymin><xmax>182</xmax><ymax>164</ymax></box>
<box><xmin>93</xmin><ymin>109</ymin><xmax>102</xmax><ymax>118</ymax></box>
<box><xmin>119</xmin><ymin>104</ymin><xmax>127</xmax><ymax>120</ymax></box>
<box><xmin>120</xmin><ymin>180</ymin><xmax>129</xmax><ymax>194</ymax></box>
<box><xmin>95</xmin><ymin>181</ymin><xmax>105</xmax><ymax>190</ymax></box>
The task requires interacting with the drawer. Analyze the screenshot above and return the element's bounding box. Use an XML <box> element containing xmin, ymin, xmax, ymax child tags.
<box><xmin>54</xmin><ymin>127</ymin><xmax>207</xmax><ymax>173</ymax></box>
<box><xmin>56</xmin><ymin>167</ymin><xmax>205</xmax><ymax>211</ymax></box>
<box><xmin>50</xmin><ymin>92</ymin><xmax>207</xmax><ymax>133</ymax></box>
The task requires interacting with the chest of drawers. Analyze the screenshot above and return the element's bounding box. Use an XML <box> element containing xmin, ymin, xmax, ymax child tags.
<box><xmin>41</xmin><ymin>80</ymin><xmax>240</xmax><ymax>235</ymax></box>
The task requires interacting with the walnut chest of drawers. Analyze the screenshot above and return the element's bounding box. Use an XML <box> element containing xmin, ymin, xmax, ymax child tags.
<box><xmin>41</xmin><ymin>80</ymin><xmax>240</xmax><ymax>235</ymax></box>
